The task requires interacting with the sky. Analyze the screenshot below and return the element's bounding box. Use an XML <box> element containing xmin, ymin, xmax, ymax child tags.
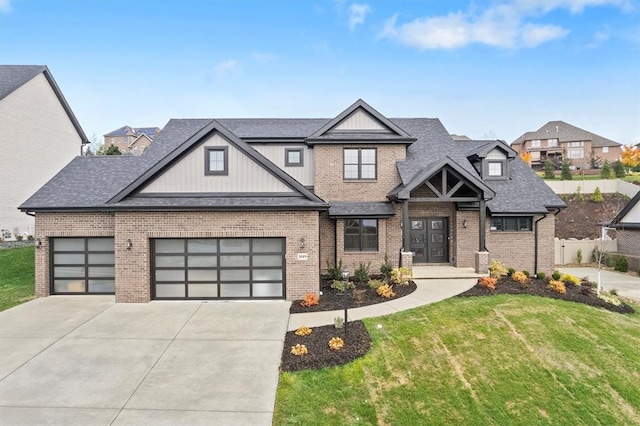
<box><xmin>1</xmin><ymin>0</ymin><xmax>639</xmax><ymax>148</ymax></box>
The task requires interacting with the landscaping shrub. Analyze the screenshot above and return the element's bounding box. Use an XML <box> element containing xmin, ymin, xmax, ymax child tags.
<box><xmin>330</xmin><ymin>280</ymin><xmax>355</xmax><ymax>293</ymax></box>
<box><xmin>613</xmin><ymin>160</ymin><xmax>625</xmax><ymax>178</ymax></box>
<box><xmin>327</xmin><ymin>259</ymin><xmax>344</xmax><ymax>281</ymax></box>
<box><xmin>536</xmin><ymin>272</ymin><xmax>546</xmax><ymax>280</ymax></box>
<box><xmin>328</xmin><ymin>337</ymin><xmax>345</xmax><ymax>350</ymax></box>
<box><xmin>591</xmin><ymin>187</ymin><xmax>604</xmax><ymax>203</ymax></box>
<box><xmin>604</xmin><ymin>253</ymin><xmax>615</xmax><ymax>268</ymax></box>
<box><xmin>352</xmin><ymin>288</ymin><xmax>366</xmax><ymax>303</ymax></box>
<box><xmin>599</xmin><ymin>291</ymin><xmax>622</xmax><ymax>306</ymax></box>
<box><xmin>334</xmin><ymin>317</ymin><xmax>344</xmax><ymax>329</ymax></box>
<box><xmin>547</xmin><ymin>280</ymin><xmax>566</xmax><ymax>294</ymax></box>
<box><xmin>376</xmin><ymin>284</ymin><xmax>395</xmax><ymax>298</ymax></box>
<box><xmin>512</xmin><ymin>271</ymin><xmax>528</xmax><ymax>285</ymax></box>
<box><xmin>561</xmin><ymin>160</ymin><xmax>573</xmax><ymax>180</ymax></box>
<box><xmin>544</xmin><ymin>160</ymin><xmax>555</xmax><ymax>179</ymax></box>
<box><xmin>295</xmin><ymin>326</ymin><xmax>313</xmax><ymax>336</ymax></box>
<box><xmin>507</xmin><ymin>268</ymin><xmax>515</xmax><ymax>276</ymax></box>
<box><xmin>291</xmin><ymin>344</ymin><xmax>308</xmax><ymax>356</ymax></box>
<box><xmin>576</xmin><ymin>248</ymin><xmax>582</xmax><ymax>264</ymax></box>
<box><xmin>560</xmin><ymin>273</ymin><xmax>581</xmax><ymax>286</ymax></box>
<box><xmin>523</xmin><ymin>270</ymin><xmax>530</xmax><ymax>277</ymax></box>
<box><xmin>614</xmin><ymin>256</ymin><xmax>629</xmax><ymax>272</ymax></box>
<box><xmin>580</xmin><ymin>284</ymin><xmax>594</xmax><ymax>296</ymax></box>
<box><xmin>353</xmin><ymin>262</ymin><xmax>371</xmax><ymax>283</ymax></box>
<box><xmin>601</xmin><ymin>160</ymin><xmax>612</xmax><ymax>179</ymax></box>
<box><xmin>478</xmin><ymin>277</ymin><xmax>497</xmax><ymax>290</ymax></box>
<box><xmin>380</xmin><ymin>259</ymin><xmax>393</xmax><ymax>280</ymax></box>
<box><xmin>390</xmin><ymin>267</ymin><xmax>412</xmax><ymax>286</ymax></box>
<box><xmin>368</xmin><ymin>279</ymin><xmax>385</xmax><ymax>290</ymax></box>
<box><xmin>552</xmin><ymin>270</ymin><xmax>562</xmax><ymax>281</ymax></box>
<box><xmin>488</xmin><ymin>260</ymin><xmax>507</xmax><ymax>278</ymax></box>
<box><xmin>300</xmin><ymin>293</ymin><xmax>319</xmax><ymax>307</ymax></box>
<box><xmin>573</xmin><ymin>186</ymin><xmax>584</xmax><ymax>201</ymax></box>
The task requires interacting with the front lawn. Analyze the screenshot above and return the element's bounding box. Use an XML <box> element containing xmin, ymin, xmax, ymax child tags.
<box><xmin>275</xmin><ymin>295</ymin><xmax>640</xmax><ymax>425</ymax></box>
<box><xmin>0</xmin><ymin>246</ymin><xmax>35</xmax><ymax>311</ymax></box>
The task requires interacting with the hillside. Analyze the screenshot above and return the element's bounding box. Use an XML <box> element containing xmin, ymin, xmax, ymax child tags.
<box><xmin>555</xmin><ymin>193</ymin><xmax>629</xmax><ymax>239</ymax></box>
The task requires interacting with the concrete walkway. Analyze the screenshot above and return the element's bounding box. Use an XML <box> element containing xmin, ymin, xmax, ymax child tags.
<box><xmin>288</xmin><ymin>278</ymin><xmax>477</xmax><ymax>331</ymax></box>
<box><xmin>558</xmin><ymin>267</ymin><xmax>640</xmax><ymax>301</ymax></box>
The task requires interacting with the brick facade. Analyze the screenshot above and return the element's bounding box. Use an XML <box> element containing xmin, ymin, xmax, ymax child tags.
<box><xmin>617</xmin><ymin>230</ymin><xmax>640</xmax><ymax>272</ymax></box>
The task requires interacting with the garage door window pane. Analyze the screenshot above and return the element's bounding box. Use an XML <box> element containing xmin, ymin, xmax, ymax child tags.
<box><xmin>253</xmin><ymin>239</ymin><xmax>283</xmax><ymax>252</ymax></box>
<box><xmin>220</xmin><ymin>269</ymin><xmax>250</xmax><ymax>281</ymax></box>
<box><xmin>220</xmin><ymin>255</ymin><xmax>250</xmax><ymax>267</ymax></box>
<box><xmin>155</xmin><ymin>240</ymin><xmax>184</xmax><ymax>253</ymax></box>
<box><xmin>55</xmin><ymin>239</ymin><xmax>84</xmax><ymax>251</ymax></box>
<box><xmin>220</xmin><ymin>239</ymin><xmax>250</xmax><ymax>253</ymax></box>
<box><xmin>155</xmin><ymin>284</ymin><xmax>185</xmax><ymax>297</ymax></box>
<box><xmin>188</xmin><ymin>284</ymin><xmax>218</xmax><ymax>297</ymax></box>
<box><xmin>156</xmin><ymin>256</ymin><xmax>185</xmax><ymax>267</ymax></box>
<box><xmin>88</xmin><ymin>253</ymin><xmax>115</xmax><ymax>264</ymax></box>
<box><xmin>88</xmin><ymin>280</ymin><xmax>115</xmax><ymax>293</ymax></box>
<box><xmin>252</xmin><ymin>283</ymin><xmax>283</xmax><ymax>297</ymax></box>
<box><xmin>253</xmin><ymin>269</ymin><xmax>282</xmax><ymax>281</ymax></box>
<box><xmin>188</xmin><ymin>256</ymin><xmax>217</xmax><ymax>267</ymax></box>
<box><xmin>54</xmin><ymin>266</ymin><xmax>85</xmax><ymax>277</ymax></box>
<box><xmin>88</xmin><ymin>238</ymin><xmax>114</xmax><ymax>251</ymax></box>
<box><xmin>253</xmin><ymin>255</ymin><xmax>282</xmax><ymax>267</ymax></box>
<box><xmin>188</xmin><ymin>239</ymin><xmax>217</xmax><ymax>253</ymax></box>
<box><xmin>53</xmin><ymin>254</ymin><xmax>85</xmax><ymax>264</ymax></box>
<box><xmin>155</xmin><ymin>270</ymin><xmax>185</xmax><ymax>282</ymax></box>
<box><xmin>188</xmin><ymin>269</ymin><xmax>217</xmax><ymax>281</ymax></box>
<box><xmin>54</xmin><ymin>280</ymin><xmax>85</xmax><ymax>293</ymax></box>
<box><xmin>220</xmin><ymin>283</ymin><xmax>250</xmax><ymax>297</ymax></box>
<box><xmin>88</xmin><ymin>267</ymin><xmax>114</xmax><ymax>278</ymax></box>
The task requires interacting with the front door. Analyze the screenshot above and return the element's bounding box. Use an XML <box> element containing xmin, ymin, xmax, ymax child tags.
<box><xmin>409</xmin><ymin>218</ymin><xmax>449</xmax><ymax>263</ymax></box>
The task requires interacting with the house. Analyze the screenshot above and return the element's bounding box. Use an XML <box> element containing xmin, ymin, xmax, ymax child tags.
<box><xmin>20</xmin><ymin>99</ymin><xmax>565</xmax><ymax>303</ymax></box>
<box><xmin>103</xmin><ymin>126</ymin><xmax>161</xmax><ymax>155</ymax></box>
<box><xmin>609</xmin><ymin>191</ymin><xmax>640</xmax><ymax>271</ymax></box>
<box><xmin>511</xmin><ymin>121</ymin><xmax>622</xmax><ymax>170</ymax></box>
<box><xmin>0</xmin><ymin>65</ymin><xmax>87</xmax><ymax>239</ymax></box>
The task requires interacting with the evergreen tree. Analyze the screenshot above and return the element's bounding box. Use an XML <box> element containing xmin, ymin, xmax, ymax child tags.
<box><xmin>560</xmin><ymin>160</ymin><xmax>573</xmax><ymax>180</ymax></box>
<box><xmin>588</xmin><ymin>148</ymin><xmax>602</xmax><ymax>169</ymax></box>
<box><xmin>600</xmin><ymin>160</ymin><xmax>612</xmax><ymax>179</ymax></box>
<box><xmin>104</xmin><ymin>144</ymin><xmax>122</xmax><ymax>155</ymax></box>
<box><xmin>544</xmin><ymin>160</ymin><xmax>555</xmax><ymax>179</ymax></box>
<box><xmin>591</xmin><ymin>187</ymin><xmax>604</xmax><ymax>203</ymax></box>
<box><xmin>612</xmin><ymin>160</ymin><xmax>625</xmax><ymax>178</ymax></box>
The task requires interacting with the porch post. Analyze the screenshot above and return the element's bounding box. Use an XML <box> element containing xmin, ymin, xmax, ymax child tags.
<box><xmin>402</xmin><ymin>199</ymin><xmax>410</xmax><ymax>251</ymax></box>
<box><xmin>479</xmin><ymin>198</ymin><xmax>486</xmax><ymax>251</ymax></box>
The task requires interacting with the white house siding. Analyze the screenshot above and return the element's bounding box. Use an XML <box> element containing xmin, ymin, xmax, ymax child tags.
<box><xmin>619</xmin><ymin>200</ymin><xmax>640</xmax><ymax>224</ymax></box>
<box><xmin>140</xmin><ymin>133</ymin><xmax>294</xmax><ymax>194</ymax></box>
<box><xmin>0</xmin><ymin>73</ymin><xmax>81</xmax><ymax>237</ymax></box>
<box><xmin>251</xmin><ymin>144</ymin><xmax>314</xmax><ymax>186</ymax></box>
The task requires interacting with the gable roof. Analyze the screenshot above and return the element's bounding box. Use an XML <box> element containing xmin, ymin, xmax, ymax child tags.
<box><xmin>104</xmin><ymin>126</ymin><xmax>160</xmax><ymax>138</ymax></box>
<box><xmin>512</xmin><ymin>121</ymin><xmax>621</xmax><ymax>148</ymax></box>
<box><xmin>610</xmin><ymin>191</ymin><xmax>640</xmax><ymax>229</ymax></box>
<box><xmin>0</xmin><ymin>65</ymin><xmax>88</xmax><ymax>143</ymax></box>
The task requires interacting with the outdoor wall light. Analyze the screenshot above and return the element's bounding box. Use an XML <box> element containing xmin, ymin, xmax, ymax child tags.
<box><xmin>125</xmin><ymin>239</ymin><xmax>133</xmax><ymax>250</ymax></box>
<box><xmin>463</xmin><ymin>220</ymin><xmax>468</xmax><ymax>229</ymax></box>
<box><xmin>299</xmin><ymin>238</ymin><xmax>305</xmax><ymax>249</ymax></box>
<box><xmin>35</xmin><ymin>238</ymin><xmax>42</xmax><ymax>249</ymax></box>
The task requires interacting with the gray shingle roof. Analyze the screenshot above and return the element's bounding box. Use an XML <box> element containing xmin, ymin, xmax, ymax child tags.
<box><xmin>0</xmin><ymin>65</ymin><xmax>46</xmax><ymax>100</ymax></box>
<box><xmin>512</xmin><ymin>121</ymin><xmax>621</xmax><ymax>148</ymax></box>
<box><xmin>104</xmin><ymin>126</ymin><xmax>160</xmax><ymax>137</ymax></box>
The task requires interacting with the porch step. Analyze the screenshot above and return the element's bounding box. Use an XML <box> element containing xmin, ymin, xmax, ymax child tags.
<box><xmin>412</xmin><ymin>266</ymin><xmax>485</xmax><ymax>279</ymax></box>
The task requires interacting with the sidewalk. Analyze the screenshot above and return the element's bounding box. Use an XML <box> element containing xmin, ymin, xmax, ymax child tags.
<box><xmin>558</xmin><ymin>267</ymin><xmax>640</xmax><ymax>301</ymax></box>
<box><xmin>287</xmin><ymin>278</ymin><xmax>477</xmax><ymax>331</ymax></box>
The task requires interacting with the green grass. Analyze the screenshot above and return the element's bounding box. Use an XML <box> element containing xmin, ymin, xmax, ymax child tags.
<box><xmin>275</xmin><ymin>295</ymin><xmax>640</xmax><ymax>425</ymax></box>
<box><xmin>0</xmin><ymin>246</ymin><xmax>35</xmax><ymax>311</ymax></box>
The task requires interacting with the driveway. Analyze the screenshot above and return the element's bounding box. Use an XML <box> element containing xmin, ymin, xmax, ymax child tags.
<box><xmin>558</xmin><ymin>267</ymin><xmax>640</xmax><ymax>301</ymax></box>
<box><xmin>0</xmin><ymin>296</ymin><xmax>290</xmax><ymax>425</ymax></box>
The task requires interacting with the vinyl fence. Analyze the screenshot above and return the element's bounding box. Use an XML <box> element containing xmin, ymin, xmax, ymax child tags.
<box><xmin>545</xmin><ymin>179</ymin><xmax>639</xmax><ymax>197</ymax></box>
<box><xmin>554</xmin><ymin>238</ymin><xmax>617</xmax><ymax>266</ymax></box>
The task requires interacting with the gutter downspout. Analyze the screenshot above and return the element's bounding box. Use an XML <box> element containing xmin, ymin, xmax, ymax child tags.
<box><xmin>334</xmin><ymin>218</ymin><xmax>338</xmax><ymax>269</ymax></box>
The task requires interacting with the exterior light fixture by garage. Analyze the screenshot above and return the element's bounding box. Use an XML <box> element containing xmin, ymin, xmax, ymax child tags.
<box><xmin>125</xmin><ymin>239</ymin><xmax>133</xmax><ymax>250</ymax></box>
<box><xmin>463</xmin><ymin>219</ymin><xmax>468</xmax><ymax>228</ymax></box>
<box><xmin>35</xmin><ymin>238</ymin><xmax>42</xmax><ymax>249</ymax></box>
<box><xmin>342</xmin><ymin>267</ymin><xmax>350</xmax><ymax>336</ymax></box>
<box><xmin>299</xmin><ymin>238</ymin><xmax>305</xmax><ymax>249</ymax></box>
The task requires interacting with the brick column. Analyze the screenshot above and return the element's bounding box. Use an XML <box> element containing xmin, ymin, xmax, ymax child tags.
<box><xmin>401</xmin><ymin>251</ymin><xmax>413</xmax><ymax>270</ymax></box>
<box><xmin>475</xmin><ymin>251</ymin><xmax>489</xmax><ymax>274</ymax></box>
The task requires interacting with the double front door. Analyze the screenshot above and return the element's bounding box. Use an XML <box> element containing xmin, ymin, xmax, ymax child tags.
<box><xmin>409</xmin><ymin>218</ymin><xmax>449</xmax><ymax>263</ymax></box>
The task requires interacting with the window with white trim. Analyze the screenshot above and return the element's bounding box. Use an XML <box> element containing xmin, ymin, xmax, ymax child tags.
<box><xmin>531</xmin><ymin>139</ymin><xmax>541</xmax><ymax>148</ymax></box>
<box><xmin>567</xmin><ymin>149</ymin><xmax>584</xmax><ymax>159</ymax></box>
<box><xmin>602</xmin><ymin>146</ymin><xmax>609</xmax><ymax>153</ymax></box>
<box><xmin>205</xmin><ymin>147</ymin><xmax>228</xmax><ymax>175</ymax></box>
<box><xmin>548</xmin><ymin>138</ymin><xmax>558</xmax><ymax>147</ymax></box>
<box><xmin>285</xmin><ymin>148</ymin><xmax>303</xmax><ymax>167</ymax></box>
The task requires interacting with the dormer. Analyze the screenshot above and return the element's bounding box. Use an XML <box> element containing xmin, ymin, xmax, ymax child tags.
<box><xmin>468</xmin><ymin>140</ymin><xmax>517</xmax><ymax>181</ymax></box>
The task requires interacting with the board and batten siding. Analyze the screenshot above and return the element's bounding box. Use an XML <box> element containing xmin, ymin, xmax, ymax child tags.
<box><xmin>486</xmin><ymin>148</ymin><xmax>507</xmax><ymax>159</ymax></box>
<box><xmin>251</xmin><ymin>144</ymin><xmax>314</xmax><ymax>186</ymax></box>
<box><xmin>140</xmin><ymin>133</ymin><xmax>295</xmax><ymax>194</ymax></box>
<box><xmin>0</xmin><ymin>72</ymin><xmax>82</xmax><ymax>236</ymax></box>
<box><xmin>332</xmin><ymin>109</ymin><xmax>389</xmax><ymax>131</ymax></box>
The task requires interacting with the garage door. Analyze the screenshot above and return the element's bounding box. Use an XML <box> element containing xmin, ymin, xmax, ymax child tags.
<box><xmin>51</xmin><ymin>238</ymin><xmax>115</xmax><ymax>294</ymax></box>
<box><xmin>152</xmin><ymin>238</ymin><xmax>285</xmax><ymax>300</ymax></box>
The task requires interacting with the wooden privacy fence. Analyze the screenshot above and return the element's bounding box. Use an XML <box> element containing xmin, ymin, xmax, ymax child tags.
<box><xmin>554</xmin><ymin>238</ymin><xmax>617</xmax><ymax>266</ymax></box>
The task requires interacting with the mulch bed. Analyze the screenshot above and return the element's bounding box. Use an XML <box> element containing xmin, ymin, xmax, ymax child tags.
<box><xmin>458</xmin><ymin>276</ymin><xmax>636</xmax><ymax>315</ymax></box>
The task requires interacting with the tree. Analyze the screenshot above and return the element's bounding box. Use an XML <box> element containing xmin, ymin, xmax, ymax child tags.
<box><xmin>588</xmin><ymin>148</ymin><xmax>602</xmax><ymax>169</ymax></box>
<box><xmin>560</xmin><ymin>160</ymin><xmax>573</xmax><ymax>180</ymax></box>
<box><xmin>591</xmin><ymin>187</ymin><xmax>604</xmax><ymax>203</ymax></box>
<box><xmin>621</xmin><ymin>145</ymin><xmax>639</xmax><ymax>173</ymax></box>
<box><xmin>600</xmin><ymin>160</ymin><xmax>612</xmax><ymax>179</ymax></box>
<box><xmin>544</xmin><ymin>160</ymin><xmax>555</xmax><ymax>179</ymax></box>
<box><xmin>104</xmin><ymin>144</ymin><xmax>122</xmax><ymax>155</ymax></box>
<box><xmin>519</xmin><ymin>151</ymin><xmax>531</xmax><ymax>166</ymax></box>
<box><xmin>612</xmin><ymin>160</ymin><xmax>625</xmax><ymax>178</ymax></box>
<box><xmin>84</xmin><ymin>145</ymin><xmax>94</xmax><ymax>156</ymax></box>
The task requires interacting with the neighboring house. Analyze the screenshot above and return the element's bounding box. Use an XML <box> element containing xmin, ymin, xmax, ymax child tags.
<box><xmin>103</xmin><ymin>126</ymin><xmax>161</xmax><ymax>155</ymax></box>
<box><xmin>609</xmin><ymin>191</ymin><xmax>640</xmax><ymax>271</ymax></box>
<box><xmin>0</xmin><ymin>65</ymin><xmax>87</xmax><ymax>238</ymax></box>
<box><xmin>20</xmin><ymin>99</ymin><xmax>565</xmax><ymax>303</ymax></box>
<box><xmin>511</xmin><ymin>121</ymin><xmax>622</xmax><ymax>170</ymax></box>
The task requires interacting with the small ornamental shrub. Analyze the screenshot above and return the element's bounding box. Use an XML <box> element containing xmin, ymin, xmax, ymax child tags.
<box><xmin>300</xmin><ymin>293</ymin><xmax>319</xmax><ymax>307</ymax></box>
<box><xmin>290</xmin><ymin>344</ymin><xmax>308</xmax><ymax>356</ymax></box>
<box><xmin>27</xmin><ymin>235</ymin><xmax>35</xmax><ymax>241</ymax></box>
<box><xmin>328</xmin><ymin>337</ymin><xmax>345</xmax><ymax>351</ymax></box>
<box><xmin>353</xmin><ymin>261</ymin><xmax>371</xmax><ymax>283</ymax></box>
<box><xmin>368</xmin><ymin>279</ymin><xmax>385</xmax><ymax>290</ymax></box>
<box><xmin>576</xmin><ymin>248</ymin><xmax>583</xmax><ymax>265</ymax></box>
<box><xmin>561</xmin><ymin>160</ymin><xmax>573</xmax><ymax>180</ymax></box>
<box><xmin>380</xmin><ymin>259</ymin><xmax>393</xmax><ymax>280</ymax></box>
<box><xmin>560</xmin><ymin>274</ymin><xmax>581</xmax><ymax>286</ymax></box>
<box><xmin>331</xmin><ymin>280</ymin><xmax>355</xmax><ymax>293</ymax></box>
<box><xmin>591</xmin><ymin>187</ymin><xmax>604</xmax><ymax>203</ymax></box>
<box><xmin>604</xmin><ymin>254</ymin><xmax>615</xmax><ymax>268</ymax></box>
<box><xmin>544</xmin><ymin>160</ymin><xmax>555</xmax><ymax>179</ymax></box>
<box><xmin>327</xmin><ymin>259</ymin><xmax>344</xmax><ymax>281</ymax></box>
<box><xmin>16</xmin><ymin>235</ymin><xmax>23</xmax><ymax>241</ymax></box>
<box><xmin>599</xmin><ymin>291</ymin><xmax>622</xmax><ymax>306</ymax></box>
<box><xmin>547</xmin><ymin>280</ymin><xmax>566</xmax><ymax>294</ymax></box>
<box><xmin>536</xmin><ymin>272</ymin><xmax>546</xmax><ymax>280</ymax></box>
<box><xmin>352</xmin><ymin>288</ymin><xmax>366</xmax><ymax>303</ymax></box>
<box><xmin>614</xmin><ymin>256</ymin><xmax>629</xmax><ymax>272</ymax></box>
<box><xmin>479</xmin><ymin>277</ymin><xmax>497</xmax><ymax>290</ymax></box>
<box><xmin>522</xmin><ymin>270</ymin><xmax>530</xmax><ymax>277</ymax></box>
<box><xmin>573</xmin><ymin>186</ymin><xmax>584</xmax><ymax>202</ymax></box>
<box><xmin>295</xmin><ymin>326</ymin><xmax>313</xmax><ymax>336</ymax></box>
<box><xmin>609</xmin><ymin>288</ymin><xmax>618</xmax><ymax>296</ymax></box>
<box><xmin>488</xmin><ymin>260</ymin><xmax>507</xmax><ymax>278</ymax></box>
<box><xmin>512</xmin><ymin>271</ymin><xmax>528</xmax><ymax>285</ymax></box>
<box><xmin>613</xmin><ymin>160</ymin><xmax>625</xmax><ymax>179</ymax></box>
<box><xmin>552</xmin><ymin>270</ymin><xmax>562</xmax><ymax>281</ymax></box>
<box><xmin>507</xmin><ymin>268</ymin><xmax>516</xmax><ymax>276</ymax></box>
<box><xmin>334</xmin><ymin>316</ymin><xmax>344</xmax><ymax>329</ymax></box>
<box><xmin>601</xmin><ymin>160</ymin><xmax>612</xmax><ymax>179</ymax></box>
<box><xmin>376</xmin><ymin>284</ymin><xmax>395</xmax><ymax>299</ymax></box>
<box><xmin>390</xmin><ymin>267</ymin><xmax>412</xmax><ymax>286</ymax></box>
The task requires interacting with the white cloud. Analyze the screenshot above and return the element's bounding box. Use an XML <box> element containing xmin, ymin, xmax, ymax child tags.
<box><xmin>378</xmin><ymin>0</ymin><xmax>629</xmax><ymax>50</ymax></box>
<box><xmin>348</xmin><ymin>3</ymin><xmax>371</xmax><ymax>31</ymax></box>
<box><xmin>213</xmin><ymin>60</ymin><xmax>239</xmax><ymax>78</ymax></box>
<box><xmin>0</xmin><ymin>0</ymin><xmax>12</xmax><ymax>14</ymax></box>
<box><xmin>250</xmin><ymin>51</ymin><xmax>276</xmax><ymax>63</ymax></box>
<box><xmin>588</xmin><ymin>29</ymin><xmax>611</xmax><ymax>48</ymax></box>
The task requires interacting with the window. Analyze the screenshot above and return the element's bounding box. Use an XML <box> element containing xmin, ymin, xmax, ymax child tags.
<box><xmin>285</xmin><ymin>148</ymin><xmax>303</xmax><ymax>167</ymax></box>
<box><xmin>205</xmin><ymin>147</ymin><xmax>228</xmax><ymax>175</ymax></box>
<box><xmin>548</xmin><ymin>138</ymin><xmax>558</xmax><ymax>147</ymax></box>
<box><xmin>567</xmin><ymin>149</ymin><xmax>584</xmax><ymax>159</ymax></box>
<box><xmin>344</xmin><ymin>219</ymin><xmax>378</xmax><ymax>251</ymax></box>
<box><xmin>490</xmin><ymin>217</ymin><xmax>532</xmax><ymax>232</ymax></box>
<box><xmin>602</xmin><ymin>146</ymin><xmax>609</xmax><ymax>153</ymax></box>
<box><xmin>531</xmin><ymin>139</ymin><xmax>541</xmax><ymax>148</ymax></box>
<box><xmin>484</xmin><ymin>160</ymin><xmax>507</xmax><ymax>180</ymax></box>
<box><xmin>569</xmin><ymin>141</ymin><xmax>584</xmax><ymax>147</ymax></box>
<box><xmin>488</xmin><ymin>161</ymin><xmax>503</xmax><ymax>177</ymax></box>
<box><xmin>344</xmin><ymin>148</ymin><xmax>376</xmax><ymax>180</ymax></box>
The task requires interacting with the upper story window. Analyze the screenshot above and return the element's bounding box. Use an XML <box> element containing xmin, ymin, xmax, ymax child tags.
<box><xmin>344</xmin><ymin>148</ymin><xmax>376</xmax><ymax>180</ymax></box>
<box><xmin>488</xmin><ymin>161</ymin><xmax>503</xmax><ymax>177</ymax></box>
<box><xmin>569</xmin><ymin>141</ymin><xmax>584</xmax><ymax>147</ymax></box>
<box><xmin>531</xmin><ymin>139</ymin><xmax>541</xmax><ymax>148</ymax></box>
<box><xmin>490</xmin><ymin>217</ymin><xmax>532</xmax><ymax>232</ymax></box>
<box><xmin>205</xmin><ymin>147</ymin><xmax>228</xmax><ymax>175</ymax></box>
<box><xmin>344</xmin><ymin>219</ymin><xmax>378</xmax><ymax>251</ymax></box>
<box><xmin>602</xmin><ymin>146</ymin><xmax>609</xmax><ymax>153</ymax></box>
<box><xmin>483</xmin><ymin>159</ymin><xmax>508</xmax><ymax>180</ymax></box>
<box><xmin>285</xmin><ymin>148</ymin><xmax>303</xmax><ymax>167</ymax></box>
<box><xmin>548</xmin><ymin>138</ymin><xmax>558</xmax><ymax>147</ymax></box>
